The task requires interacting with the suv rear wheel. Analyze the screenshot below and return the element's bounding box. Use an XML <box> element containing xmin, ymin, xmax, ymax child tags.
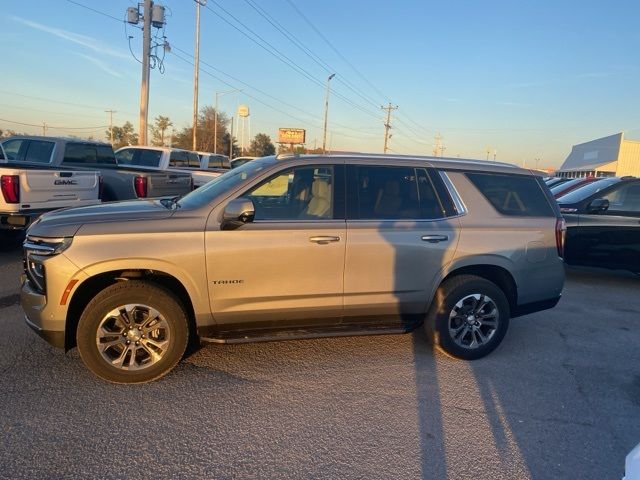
<box><xmin>76</xmin><ymin>280</ymin><xmax>189</xmax><ymax>383</ymax></box>
<box><xmin>428</xmin><ymin>275</ymin><xmax>510</xmax><ymax>360</ymax></box>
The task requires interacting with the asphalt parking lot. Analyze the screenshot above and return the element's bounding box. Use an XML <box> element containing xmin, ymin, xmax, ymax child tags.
<box><xmin>0</xmin><ymin>236</ymin><xmax>638</xmax><ymax>480</ymax></box>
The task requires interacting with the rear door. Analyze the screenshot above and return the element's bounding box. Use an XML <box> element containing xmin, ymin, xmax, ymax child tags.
<box><xmin>344</xmin><ymin>163</ymin><xmax>460</xmax><ymax>325</ymax></box>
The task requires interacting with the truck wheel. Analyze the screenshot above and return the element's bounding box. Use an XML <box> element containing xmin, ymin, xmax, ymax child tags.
<box><xmin>427</xmin><ymin>275</ymin><xmax>510</xmax><ymax>360</ymax></box>
<box><xmin>76</xmin><ymin>280</ymin><xmax>189</xmax><ymax>383</ymax></box>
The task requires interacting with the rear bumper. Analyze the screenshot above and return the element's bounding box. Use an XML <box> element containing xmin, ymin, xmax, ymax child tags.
<box><xmin>0</xmin><ymin>209</ymin><xmax>50</xmax><ymax>230</ymax></box>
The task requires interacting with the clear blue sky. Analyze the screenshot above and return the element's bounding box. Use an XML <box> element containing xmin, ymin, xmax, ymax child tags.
<box><xmin>2</xmin><ymin>0</ymin><xmax>639</xmax><ymax>168</ymax></box>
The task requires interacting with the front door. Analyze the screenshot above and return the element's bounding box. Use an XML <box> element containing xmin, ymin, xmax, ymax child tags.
<box><xmin>205</xmin><ymin>163</ymin><xmax>346</xmax><ymax>327</ymax></box>
<box><xmin>575</xmin><ymin>182</ymin><xmax>640</xmax><ymax>272</ymax></box>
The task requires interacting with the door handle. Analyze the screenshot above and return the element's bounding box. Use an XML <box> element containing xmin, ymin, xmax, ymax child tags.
<box><xmin>421</xmin><ymin>235</ymin><xmax>449</xmax><ymax>243</ymax></box>
<box><xmin>309</xmin><ymin>235</ymin><xmax>341</xmax><ymax>244</ymax></box>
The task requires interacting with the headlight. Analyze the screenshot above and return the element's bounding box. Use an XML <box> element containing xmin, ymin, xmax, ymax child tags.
<box><xmin>23</xmin><ymin>236</ymin><xmax>74</xmax><ymax>294</ymax></box>
<box><xmin>23</xmin><ymin>236</ymin><xmax>73</xmax><ymax>256</ymax></box>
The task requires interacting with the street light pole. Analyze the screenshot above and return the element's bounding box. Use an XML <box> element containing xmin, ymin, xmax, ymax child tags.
<box><xmin>138</xmin><ymin>0</ymin><xmax>152</xmax><ymax>145</ymax></box>
<box><xmin>322</xmin><ymin>73</ymin><xmax>335</xmax><ymax>154</ymax></box>
<box><xmin>214</xmin><ymin>88</ymin><xmax>241</xmax><ymax>154</ymax></box>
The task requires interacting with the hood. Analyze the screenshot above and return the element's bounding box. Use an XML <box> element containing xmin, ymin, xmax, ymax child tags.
<box><xmin>27</xmin><ymin>199</ymin><xmax>174</xmax><ymax>238</ymax></box>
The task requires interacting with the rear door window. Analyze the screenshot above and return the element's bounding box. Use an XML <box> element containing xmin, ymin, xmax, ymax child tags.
<box><xmin>63</xmin><ymin>143</ymin><xmax>117</xmax><ymax>166</ymax></box>
<box><xmin>187</xmin><ymin>152</ymin><xmax>200</xmax><ymax>168</ymax></box>
<box><xmin>466</xmin><ymin>172</ymin><xmax>555</xmax><ymax>217</ymax></box>
<box><xmin>350</xmin><ymin>165</ymin><xmax>443</xmax><ymax>220</ymax></box>
<box><xmin>169</xmin><ymin>150</ymin><xmax>189</xmax><ymax>167</ymax></box>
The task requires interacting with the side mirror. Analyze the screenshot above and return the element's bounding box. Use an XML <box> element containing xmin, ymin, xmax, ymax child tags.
<box><xmin>222</xmin><ymin>198</ymin><xmax>255</xmax><ymax>230</ymax></box>
<box><xmin>587</xmin><ymin>198</ymin><xmax>609</xmax><ymax>214</ymax></box>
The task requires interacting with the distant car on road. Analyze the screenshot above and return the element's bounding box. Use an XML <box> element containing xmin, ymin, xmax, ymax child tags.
<box><xmin>557</xmin><ymin>176</ymin><xmax>640</xmax><ymax>273</ymax></box>
<box><xmin>550</xmin><ymin>176</ymin><xmax>602</xmax><ymax>199</ymax></box>
<box><xmin>21</xmin><ymin>153</ymin><xmax>565</xmax><ymax>383</ymax></box>
<box><xmin>230</xmin><ymin>156</ymin><xmax>257</xmax><ymax>169</ymax></box>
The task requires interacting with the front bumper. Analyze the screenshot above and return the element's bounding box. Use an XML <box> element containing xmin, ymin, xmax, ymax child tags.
<box><xmin>20</xmin><ymin>252</ymin><xmax>86</xmax><ymax>350</ymax></box>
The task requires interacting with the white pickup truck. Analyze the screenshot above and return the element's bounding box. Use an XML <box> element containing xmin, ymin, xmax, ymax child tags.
<box><xmin>115</xmin><ymin>146</ymin><xmax>226</xmax><ymax>188</ymax></box>
<box><xmin>0</xmin><ymin>142</ymin><xmax>100</xmax><ymax>230</ymax></box>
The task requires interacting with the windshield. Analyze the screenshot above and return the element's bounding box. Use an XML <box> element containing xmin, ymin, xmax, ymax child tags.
<box><xmin>557</xmin><ymin>177</ymin><xmax>619</xmax><ymax>203</ymax></box>
<box><xmin>177</xmin><ymin>157</ymin><xmax>273</xmax><ymax>209</ymax></box>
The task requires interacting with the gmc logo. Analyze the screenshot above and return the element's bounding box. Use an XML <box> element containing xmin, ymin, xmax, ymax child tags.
<box><xmin>54</xmin><ymin>179</ymin><xmax>77</xmax><ymax>186</ymax></box>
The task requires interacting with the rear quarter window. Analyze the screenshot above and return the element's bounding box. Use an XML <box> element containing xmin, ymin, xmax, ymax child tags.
<box><xmin>64</xmin><ymin>143</ymin><xmax>117</xmax><ymax>166</ymax></box>
<box><xmin>466</xmin><ymin>172</ymin><xmax>555</xmax><ymax>217</ymax></box>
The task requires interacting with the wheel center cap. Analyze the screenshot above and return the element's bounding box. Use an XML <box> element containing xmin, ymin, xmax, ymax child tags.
<box><xmin>128</xmin><ymin>328</ymin><xmax>142</xmax><ymax>342</ymax></box>
<box><xmin>466</xmin><ymin>315</ymin><xmax>476</xmax><ymax>325</ymax></box>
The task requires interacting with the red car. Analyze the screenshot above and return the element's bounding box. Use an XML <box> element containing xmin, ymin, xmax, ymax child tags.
<box><xmin>550</xmin><ymin>177</ymin><xmax>601</xmax><ymax>199</ymax></box>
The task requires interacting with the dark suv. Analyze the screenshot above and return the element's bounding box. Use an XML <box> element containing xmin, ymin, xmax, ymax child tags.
<box><xmin>558</xmin><ymin>176</ymin><xmax>640</xmax><ymax>273</ymax></box>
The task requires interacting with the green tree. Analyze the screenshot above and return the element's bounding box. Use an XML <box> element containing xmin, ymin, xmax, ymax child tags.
<box><xmin>248</xmin><ymin>133</ymin><xmax>276</xmax><ymax>157</ymax></box>
<box><xmin>151</xmin><ymin>116</ymin><xmax>173</xmax><ymax>146</ymax></box>
<box><xmin>171</xmin><ymin>106</ymin><xmax>230</xmax><ymax>152</ymax></box>
<box><xmin>108</xmin><ymin>121</ymin><xmax>138</xmax><ymax>149</ymax></box>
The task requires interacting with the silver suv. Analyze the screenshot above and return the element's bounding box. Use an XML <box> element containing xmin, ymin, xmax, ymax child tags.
<box><xmin>21</xmin><ymin>154</ymin><xmax>565</xmax><ymax>383</ymax></box>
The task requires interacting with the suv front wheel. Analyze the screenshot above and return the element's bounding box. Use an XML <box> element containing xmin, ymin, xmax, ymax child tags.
<box><xmin>428</xmin><ymin>275</ymin><xmax>510</xmax><ymax>360</ymax></box>
<box><xmin>76</xmin><ymin>280</ymin><xmax>189</xmax><ymax>383</ymax></box>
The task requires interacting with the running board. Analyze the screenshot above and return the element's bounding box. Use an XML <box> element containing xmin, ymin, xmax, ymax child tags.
<box><xmin>200</xmin><ymin>324</ymin><xmax>412</xmax><ymax>345</ymax></box>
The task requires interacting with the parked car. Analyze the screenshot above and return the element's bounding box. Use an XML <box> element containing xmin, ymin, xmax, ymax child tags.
<box><xmin>1</xmin><ymin>136</ymin><xmax>192</xmax><ymax>202</ymax></box>
<box><xmin>550</xmin><ymin>176</ymin><xmax>602</xmax><ymax>199</ymax></box>
<box><xmin>115</xmin><ymin>146</ymin><xmax>222</xmax><ymax>188</ymax></box>
<box><xmin>1</xmin><ymin>138</ymin><xmax>100</xmax><ymax>230</ymax></box>
<box><xmin>197</xmin><ymin>152</ymin><xmax>230</xmax><ymax>169</ymax></box>
<box><xmin>21</xmin><ymin>153</ymin><xmax>565</xmax><ymax>383</ymax></box>
<box><xmin>230</xmin><ymin>156</ymin><xmax>257</xmax><ymax>169</ymax></box>
<box><xmin>545</xmin><ymin>177</ymin><xmax>571</xmax><ymax>188</ymax></box>
<box><xmin>557</xmin><ymin>176</ymin><xmax>640</xmax><ymax>273</ymax></box>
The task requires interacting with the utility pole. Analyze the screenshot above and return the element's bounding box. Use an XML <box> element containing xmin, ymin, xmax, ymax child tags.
<box><xmin>322</xmin><ymin>74</ymin><xmax>335</xmax><ymax>154</ymax></box>
<box><xmin>433</xmin><ymin>133</ymin><xmax>442</xmax><ymax>157</ymax></box>
<box><xmin>192</xmin><ymin>0</ymin><xmax>204</xmax><ymax>151</ymax></box>
<box><xmin>381</xmin><ymin>103</ymin><xmax>398</xmax><ymax>154</ymax></box>
<box><xmin>138</xmin><ymin>0</ymin><xmax>152</xmax><ymax>145</ymax></box>
<box><xmin>41</xmin><ymin>122</ymin><xmax>47</xmax><ymax>136</ymax></box>
<box><xmin>229</xmin><ymin>116</ymin><xmax>234</xmax><ymax>160</ymax></box>
<box><xmin>105</xmin><ymin>109</ymin><xmax>116</xmax><ymax>144</ymax></box>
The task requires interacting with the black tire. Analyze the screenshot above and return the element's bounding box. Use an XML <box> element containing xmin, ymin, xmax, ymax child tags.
<box><xmin>76</xmin><ymin>280</ymin><xmax>189</xmax><ymax>384</ymax></box>
<box><xmin>427</xmin><ymin>275</ymin><xmax>510</xmax><ymax>360</ymax></box>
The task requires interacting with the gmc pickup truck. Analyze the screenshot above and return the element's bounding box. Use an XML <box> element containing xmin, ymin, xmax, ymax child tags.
<box><xmin>115</xmin><ymin>146</ymin><xmax>223</xmax><ymax>188</ymax></box>
<box><xmin>2</xmin><ymin>137</ymin><xmax>192</xmax><ymax>202</ymax></box>
<box><xmin>0</xmin><ymin>141</ymin><xmax>100</xmax><ymax>230</ymax></box>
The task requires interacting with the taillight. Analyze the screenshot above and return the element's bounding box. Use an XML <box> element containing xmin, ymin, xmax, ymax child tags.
<box><xmin>98</xmin><ymin>176</ymin><xmax>104</xmax><ymax>200</ymax></box>
<box><xmin>555</xmin><ymin>217</ymin><xmax>566</xmax><ymax>258</ymax></box>
<box><xmin>134</xmin><ymin>176</ymin><xmax>147</xmax><ymax>198</ymax></box>
<box><xmin>1</xmin><ymin>175</ymin><xmax>20</xmax><ymax>203</ymax></box>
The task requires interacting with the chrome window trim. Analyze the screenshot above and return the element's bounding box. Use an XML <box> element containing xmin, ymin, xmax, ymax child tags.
<box><xmin>438</xmin><ymin>171</ymin><xmax>467</xmax><ymax>216</ymax></box>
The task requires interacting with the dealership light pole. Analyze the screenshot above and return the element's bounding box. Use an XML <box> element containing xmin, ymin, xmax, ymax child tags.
<box><xmin>322</xmin><ymin>73</ymin><xmax>335</xmax><ymax>154</ymax></box>
<box><xmin>214</xmin><ymin>88</ymin><xmax>241</xmax><ymax>154</ymax></box>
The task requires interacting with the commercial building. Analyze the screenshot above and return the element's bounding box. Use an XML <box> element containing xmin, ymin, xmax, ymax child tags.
<box><xmin>556</xmin><ymin>132</ymin><xmax>640</xmax><ymax>178</ymax></box>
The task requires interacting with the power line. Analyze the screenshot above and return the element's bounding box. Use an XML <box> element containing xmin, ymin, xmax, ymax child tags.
<box><xmin>241</xmin><ymin>0</ymin><xmax>381</xmax><ymax>110</ymax></box>
<box><xmin>202</xmin><ymin>1</ymin><xmax>381</xmax><ymax>119</ymax></box>
<box><xmin>284</xmin><ymin>0</ymin><xmax>392</xmax><ymax>104</ymax></box>
<box><xmin>0</xmin><ymin>117</ymin><xmax>108</xmax><ymax>130</ymax></box>
<box><xmin>65</xmin><ymin>0</ymin><xmax>123</xmax><ymax>22</ymax></box>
